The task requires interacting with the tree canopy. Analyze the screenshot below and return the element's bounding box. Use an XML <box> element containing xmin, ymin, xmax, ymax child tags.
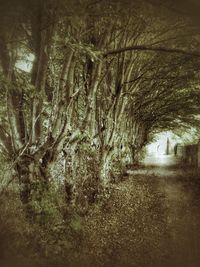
<box><xmin>0</xmin><ymin>0</ymin><xmax>200</xmax><ymax>209</ymax></box>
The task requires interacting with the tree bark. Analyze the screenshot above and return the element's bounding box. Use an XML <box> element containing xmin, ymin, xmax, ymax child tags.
<box><xmin>16</xmin><ymin>155</ymin><xmax>49</xmax><ymax>204</ymax></box>
<box><xmin>99</xmin><ymin>147</ymin><xmax>113</xmax><ymax>186</ymax></box>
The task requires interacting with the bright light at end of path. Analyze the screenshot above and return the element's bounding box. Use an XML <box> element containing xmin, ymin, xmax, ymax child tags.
<box><xmin>146</xmin><ymin>132</ymin><xmax>178</xmax><ymax>156</ymax></box>
<box><xmin>147</xmin><ymin>137</ymin><xmax>168</xmax><ymax>155</ymax></box>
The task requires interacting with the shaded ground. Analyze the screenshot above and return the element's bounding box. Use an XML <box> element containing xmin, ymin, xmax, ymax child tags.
<box><xmin>134</xmin><ymin>156</ymin><xmax>200</xmax><ymax>267</ymax></box>
<box><xmin>158</xmin><ymin>175</ymin><xmax>200</xmax><ymax>267</ymax></box>
<box><xmin>1</xmin><ymin>156</ymin><xmax>200</xmax><ymax>267</ymax></box>
<box><xmin>82</xmin><ymin>156</ymin><xmax>200</xmax><ymax>267</ymax></box>
<box><xmin>147</xmin><ymin>156</ymin><xmax>200</xmax><ymax>267</ymax></box>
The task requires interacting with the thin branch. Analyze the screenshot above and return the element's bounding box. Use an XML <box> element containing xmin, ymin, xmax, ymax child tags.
<box><xmin>104</xmin><ymin>45</ymin><xmax>200</xmax><ymax>57</ymax></box>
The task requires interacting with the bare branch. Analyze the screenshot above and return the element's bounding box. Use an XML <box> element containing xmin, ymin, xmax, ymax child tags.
<box><xmin>104</xmin><ymin>45</ymin><xmax>200</xmax><ymax>57</ymax></box>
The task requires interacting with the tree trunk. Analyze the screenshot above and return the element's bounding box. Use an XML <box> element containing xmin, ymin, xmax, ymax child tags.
<box><xmin>129</xmin><ymin>122</ymin><xmax>148</xmax><ymax>165</ymax></box>
<box><xmin>16</xmin><ymin>155</ymin><xmax>50</xmax><ymax>219</ymax></box>
<box><xmin>99</xmin><ymin>148</ymin><xmax>113</xmax><ymax>186</ymax></box>
<box><xmin>130</xmin><ymin>145</ymin><xmax>141</xmax><ymax>165</ymax></box>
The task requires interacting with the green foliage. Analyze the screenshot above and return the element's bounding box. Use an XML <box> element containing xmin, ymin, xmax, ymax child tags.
<box><xmin>70</xmin><ymin>214</ymin><xmax>83</xmax><ymax>232</ymax></box>
<box><xmin>0</xmin><ymin>187</ymin><xmax>80</xmax><ymax>267</ymax></box>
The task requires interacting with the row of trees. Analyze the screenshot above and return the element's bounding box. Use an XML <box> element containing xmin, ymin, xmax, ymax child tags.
<box><xmin>0</xmin><ymin>0</ymin><xmax>200</xmax><ymax>213</ymax></box>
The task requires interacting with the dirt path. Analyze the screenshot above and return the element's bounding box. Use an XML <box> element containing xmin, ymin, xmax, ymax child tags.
<box><xmin>157</xmin><ymin>174</ymin><xmax>200</xmax><ymax>267</ymax></box>
<box><xmin>132</xmin><ymin>155</ymin><xmax>200</xmax><ymax>267</ymax></box>
<box><xmin>82</xmin><ymin>156</ymin><xmax>200</xmax><ymax>267</ymax></box>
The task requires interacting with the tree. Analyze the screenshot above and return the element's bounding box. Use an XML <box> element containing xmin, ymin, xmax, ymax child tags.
<box><xmin>0</xmin><ymin>0</ymin><xmax>200</xmax><ymax>213</ymax></box>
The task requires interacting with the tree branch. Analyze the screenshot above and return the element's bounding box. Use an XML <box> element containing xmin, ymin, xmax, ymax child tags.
<box><xmin>104</xmin><ymin>45</ymin><xmax>200</xmax><ymax>57</ymax></box>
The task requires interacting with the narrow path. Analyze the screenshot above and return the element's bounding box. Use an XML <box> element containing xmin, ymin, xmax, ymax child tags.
<box><xmin>138</xmin><ymin>155</ymin><xmax>200</xmax><ymax>267</ymax></box>
<box><xmin>158</xmin><ymin>175</ymin><xmax>200</xmax><ymax>267</ymax></box>
<box><xmin>83</xmin><ymin>155</ymin><xmax>200</xmax><ymax>267</ymax></box>
<box><xmin>127</xmin><ymin>155</ymin><xmax>183</xmax><ymax>177</ymax></box>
